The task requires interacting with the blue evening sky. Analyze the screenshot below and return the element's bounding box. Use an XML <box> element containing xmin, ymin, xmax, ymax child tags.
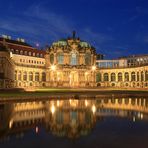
<box><xmin>0</xmin><ymin>0</ymin><xmax>148</xmax><ymax>59</ymax></box>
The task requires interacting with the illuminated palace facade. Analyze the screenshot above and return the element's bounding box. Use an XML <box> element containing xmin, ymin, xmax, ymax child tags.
<box><xmin>0</xmin><ymin>32</ymin><xmax>148</xmax><ymax>89</ymax></box>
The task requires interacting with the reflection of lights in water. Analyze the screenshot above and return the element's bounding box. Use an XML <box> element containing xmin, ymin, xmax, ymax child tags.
<box><xmin>141</xmin><ymin>113</ymin><xmax>143</xmax><ymax>119</ymax></box>
<box><xmin>51</xmin><ymin>105</ymin><xmax>55</xmax><ymax>114</ymax></box>
<box><xmin>133</xmin><ymin>116</ymin><xmax>136</xmax><ymax>122</ymax></box>
<box><xmin>138</xmin><ymin>112</ymin><xmax>141</xmax><ymax>118</ymax></box>
<box><xmin>9</xmin><ymin>120</ymin><xmax>13</xmax><ymax>129</ymax></box>
<box><xmin>35</xmin><ymin>126</ymin><xmax>39</xmax><ymax>133</ymax></box>
<box><xmin>57</xmin><ymin>100</ymin><xmax>60</xmax><ymax>107</ymax></box>
<box><xmin>85</xmin><ymin>100</ymin><xmax>88</xmax><ymax>107</ymax></box>
<box><xmin>138</xmin><ymin>112</ymin><xmax>143</xmax><ymax>120</ymax></box>
<box><xmin>69</xmin><ymin>99</ymin><xmax>77</xmax><ymax>107</ymax></box>
<box><xmin>69</xmin><ymin>99</ymin><xmax>72</xmax><ymax>105</ymax></box>
<box><xmin>92</xmin><ymin>105</ymin><xmax>96</xmax><ymax>114</ymax></box>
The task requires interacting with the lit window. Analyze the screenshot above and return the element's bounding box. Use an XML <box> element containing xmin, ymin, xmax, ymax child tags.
<box><xmin>70</xmin><ymin>51</ymin><xmax>77</xmax><ymax>65</ymax></box>
<box><xmin>85</xmin><ymin>53</ymin><xmax>91</xmax><ymax>65</ymax></box>
<box><xmin>57</xmin><ymin>52</ymin><xmax>64</xmax><ymax>64</ymax></box>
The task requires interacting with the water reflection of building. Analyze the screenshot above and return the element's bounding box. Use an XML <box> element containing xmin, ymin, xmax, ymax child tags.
<box><xmin>0</xmin><ymin>103</ymin><xmax>12</xmax><ymax>134</ymax></box>
<box><xmin>45</xmin><ymin>100</ymin><xmax>96</xmax><ymax>138</ymax></box>
<box><xmin>0</xmin><ymin>97</ymin><xmax>148</xmax><ymax>140</ymax></box>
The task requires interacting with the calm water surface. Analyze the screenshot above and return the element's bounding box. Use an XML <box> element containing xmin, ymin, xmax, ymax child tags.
<box><xmin>0</xmin><ymin>95</ymin><xmax>148</xmax><ymax>148</ymax></box>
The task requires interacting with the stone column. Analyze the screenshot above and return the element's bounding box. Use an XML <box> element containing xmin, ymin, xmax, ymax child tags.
<box><xmin>54</xmin><ymin>53</ymin><xmax>57</xmax><ymax>64</ymax></box>
<box><xmin>108</xmin><ymin>73</ymin><xmax>111</xmax><ymax>82</ymax></box>
<box><xmin>122</xmin><ymin>72</ymin><xmax>125</xmax><ymax>82</ymax></box>
<box><xmin>143</xmin><ymin>71</ymin><xmax>146</xmax><ymax>81</ymax></box>
<box><xmin>129</xmin><ymin>72</ymin><xmax>131</xmax><ymax>82</ymax></box>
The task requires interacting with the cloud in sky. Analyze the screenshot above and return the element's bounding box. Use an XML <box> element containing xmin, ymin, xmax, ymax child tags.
<box><xmin>0</xmin><ymin>4</ymin><xmax>113</xmax><ymax>47</ymax></box>
<box><xmin>0</xmin><ymin>2</ymin><xmax>147</xmax><ymax>58</ymax></box>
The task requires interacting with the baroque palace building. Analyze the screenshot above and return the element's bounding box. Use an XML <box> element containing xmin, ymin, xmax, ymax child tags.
<box><xmin>0</xmin><ymin>32</ymin><xmax>148</xmax><ymax>89</ymax></box>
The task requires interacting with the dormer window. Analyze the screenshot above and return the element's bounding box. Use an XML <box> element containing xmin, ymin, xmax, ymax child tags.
<box><xmin>20</xmin><ymin>50</ymin><xmax>23</xmax><ymax>55</ymax></box>
<box><xmin>24</xmin><ymin>51</ymin><xmax>27</xmax><ymax>55</ymax></box>
<box><xmin>33</xmin><ymin>52</ymin><xmax>36</xmax><ymax>56</ymax></box>
<box><xmin>37</xmin><ymin>53</ymin><xmax>39</xmax><ymax>57</ymax></box>
<box><xmin>29</xmin><ymin>52</ymin><xmax>32</xmax><ymax>56</ymax></box>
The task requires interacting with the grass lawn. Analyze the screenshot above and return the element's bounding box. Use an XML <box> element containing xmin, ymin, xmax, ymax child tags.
<box><xmin>0</xmin><ymin>88</ymin><xmax>148</xmax><ymax>98</ymax></box>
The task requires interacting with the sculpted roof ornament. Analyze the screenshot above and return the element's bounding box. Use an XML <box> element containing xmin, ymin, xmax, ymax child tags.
<box><xmin>49</xmin><ymin>31</ymin><xmax>96</xmax><ymax>53</ymax></box>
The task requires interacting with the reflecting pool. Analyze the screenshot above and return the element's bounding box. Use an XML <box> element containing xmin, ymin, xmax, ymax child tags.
<box><xmin>0</xmin><ymin>96</ymin><xmax>148</xmax><ymax>148</ymax></box>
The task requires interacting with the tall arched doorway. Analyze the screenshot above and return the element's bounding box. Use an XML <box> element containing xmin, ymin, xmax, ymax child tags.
<box><xmin>70</xmin><ymin>71</ymin><xmax>79</xmax><ymax>87</ymax></box>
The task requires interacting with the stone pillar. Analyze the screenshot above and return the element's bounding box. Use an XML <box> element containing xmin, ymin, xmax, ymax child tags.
<box><xmin>21</xmin><ymin>71</ymin><xmax>23</xmax><ymax>82</ymax></box>
<box><xmin>129</xmin><ymin>72</ymin><xmax>131</xmax><ymax>82</ymax></box>
<box><xmin>135</xmin><ymin>71</ymin><xmax>137</xmax><ymax>81</ymax></box>
<box><xmin>33</xmin><ymin>72</ymin><xmax>35</xmax><ymax>82</ymax></box>
<box><xmin>122</xmin><ymin>72</ymin><xmax>125</xmax><ymax>82</ymax></box>
<box><xmin>115</xmin><ymin>73</ymin><xmax>118</xmax><ymax>82</ymax></box>
<box><xmin>91</xmin><ymin>55</ymin><xmax>93</xmax><ymax>65</ymax></box>
<box><xmin>16</xmin><ymin>71</ymin><xmax>18</xmax><ymax>81</ymax></box>
<box><xmin>54</xmin><ymin>53</ymin><xmax>57</xmax><ymax>64</ymax></box>
<box><xmin>143</xmin><ymin>71</ymin><xmax>146</xmax><ymax>81</ymax></box>
<box><xmin>101</xmin><ymin>73</ymin><xmax>104</xmax><ymax>82</ymax></box>
<box><xmin>139</xmin><ymin>71</ymin><xmax>141</xmax><ymax>82</ymax></box>
<box><xmin>39</xmin><ymin>72</ymin><xmax>42</xmax><ymax>82</ymax></box>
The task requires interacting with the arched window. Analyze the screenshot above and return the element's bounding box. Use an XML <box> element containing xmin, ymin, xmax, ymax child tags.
<box><xmin>125</xmin><ymin>72</ymin><xmax>129</xmax><ymax>81</ymax></box>
<box><xmin>85</xmin><ymin>53</ymin><xmax>91</xmax><ymax>65</ymax></box>
<box><xmin>29</xmin><ymin>72</ymin><xmax>33</xmax><ymax>81</ymax></box>
<box><xmin>145</xmin><ymin>71</ymin><xmax>148</xmax><ymax>81</ymax></box>
<box><xmin>50</xmin><ymin>54</ymin><xmax>54</xmax><ymax>64</ymax></box>
<box><xmin>57</xmin><ymin>52</ymin><xmax>64</xmax><ymax>64</ymax></box>
<box><xmin>18</xmin><ymin>71</ymin><xmax>21</xmax><ymax>81</ymax></box>
<box><xmin>96</xmin><ymin>73</ymin><xmax>101</xmax><ymax>82</ymax></box>
<box><xmin>35</xmin><ymin>72</ymin><xmax>39</xmax><ymax>81</ymax></box>
<box><xmin>70</xmin><ymin>52</ymin><xmax>77</xmax><ymax>65</ymax></box>
<box><xmin>118</xmin><ymin>73</ymin><xmax>122</xmax><ymax>81</ymax></box>
<box><xmin>23</xmin><ymin>72</ymin><xmax>27</xmax><ymax>81</ymax></box>
<box><xmin>104</xmin><ymin>73</ymin><xmax>109</xmax><ymax>81</ymax></box>
<box><xmin>141</xmin><ymin>71</ymin><xmax>144</xmax><ymax>81</ymax></box>
<box><xmin>24</xmin><ymin>51</ymin><xmax>27</xmax><ymax>55</ymax></box>
<box><xmin>29</xmin><ymin>52</ymin><xmax>32</xmax><ymax>56</ymax></box>
<box><xmin>42</xmin><ymin>72</ymin><xmax>46</xmax><ymax>82</ymax></box>
<box><xmin>33</xmin><ymin>52</ymin><xmax>36</xmax><ymax>56</ymax></box>
<box><xmin>131</xmin><ymin>72</ymin><xmax>136</xmax><ymax>81</ymax></box>
<box><xmin>111</xmin><ymin>73</ymin><xmax>116</xmax><ymax>81</ymax></box>
<box><xmin>137</xmin><ymin>72</ymin><xmax>139</xmax><ymax>81</ymax></box>
<box><xmin>20</xmin><ymin>50</ymin><xmax>23</xmax><ymax>55</ymax></box>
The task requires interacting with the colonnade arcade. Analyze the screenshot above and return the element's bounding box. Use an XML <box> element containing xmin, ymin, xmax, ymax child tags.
<box><xmin>96</xmin><ymin>67</ymin><xmax>148</xmax><ymax>88</ymax></box>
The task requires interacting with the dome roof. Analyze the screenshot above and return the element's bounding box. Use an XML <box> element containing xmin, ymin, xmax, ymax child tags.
<box><xmin>79</xmin><ymin>41</ymin><xmax>91</xmax><ymax>48</ymax></box>
<box><xmin>51</xmin><ymin>32</ymin><xmax>93</xmax><ymax>49</ymax></box>
<box><xmin>52</xmin><ymin>39</ymin><xmax>91</xmax><ymax>48</ymax></box>
<box><xmin>52</xmin><ymin>40</ymin><xmax>67</xmax><ymax>46</ymax></box>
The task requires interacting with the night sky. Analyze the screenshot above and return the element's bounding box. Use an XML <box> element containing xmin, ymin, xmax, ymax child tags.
<box><xmin>0</xmin><ymin>0</ymin><xmax>148</xmax><ymax>59</ymax></box>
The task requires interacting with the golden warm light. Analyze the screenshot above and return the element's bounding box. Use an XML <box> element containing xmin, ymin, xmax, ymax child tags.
<box><xmin>51</xmin><ymin>105</ymin><xmax>56</xmax><ymax>114</ymax></box>
<box><xmin>85</xmin><ymin>100</ymin><xmax>88</xmax><ymax>106</ymax></box>
<box><xmin>92</xmin><ymin>65</ymin><xmax>96</xmax><ymax>71</ymax></box>
<box><xmin>51</xmin><ymin>65</ymin><xmax>56</xmax><ymax>71</ymax></box>
<box><xmin>9</xmin><ymin>120</ymin><xmax>13</xmax><ymax>129</ymax></box>
<box><xmin>57</xmin><ymin>100</ymin><xmax>60</xmax><ymax>107</ymax></box>
<box><xmin>92</xmin><ymin>105</ymin><xmax>96</xmax><ymax>114</ymax></box>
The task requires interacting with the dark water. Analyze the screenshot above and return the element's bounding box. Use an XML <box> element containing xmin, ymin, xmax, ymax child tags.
<box><xmin>0</xmin><ymin>96</ymin><xmax>148</xmax><ymax>148</ymax></box>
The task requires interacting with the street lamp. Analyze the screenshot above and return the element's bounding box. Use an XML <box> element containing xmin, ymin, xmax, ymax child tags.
<box><xmin>92</xmin><ymin>65</ymin><xmax>96</xmax><ymax>71</ymax></box>
<box><xmin>50</xmin><ymin>65</ymin><xmax>56</xmax><ymax>71</ymax></box>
